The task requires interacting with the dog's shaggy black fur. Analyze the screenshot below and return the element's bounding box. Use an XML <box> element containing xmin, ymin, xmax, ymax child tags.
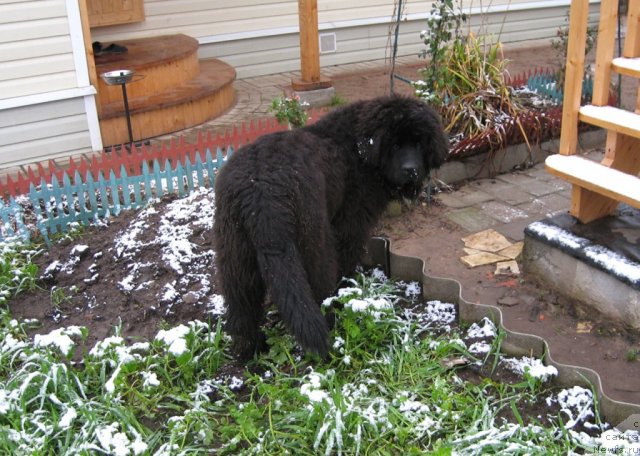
<box><xmin>213</xmin><ymin>95</ymin><xmax>448</xmax><ymax>358</ymax></box>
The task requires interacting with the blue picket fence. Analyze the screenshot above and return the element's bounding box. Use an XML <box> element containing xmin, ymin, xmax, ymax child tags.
<box><xmin>526</xmin><ymin>72</ymin><xmax>594</xmax><ymax>104</ymax></box>
<box><xmin>0</xmin><ymin>147</ymin><xmax>232</xmax><ymax>244</ymax></box>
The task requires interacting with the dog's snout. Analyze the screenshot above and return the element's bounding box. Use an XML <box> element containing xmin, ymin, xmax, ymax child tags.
<box><xmin>403</xmin><ymin>166</ymin><xmax>420</xmax><ymax>181</ymax></box>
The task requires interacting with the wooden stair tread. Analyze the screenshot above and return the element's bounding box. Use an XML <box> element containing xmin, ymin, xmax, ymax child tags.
<box><xmin>578</xmin><ymin>105</ymin><xmax>640</xmax><ymax>138</ymax></box>
<box><xmin>545</xmin><ymin>154</ymin><xmax>640</xmax><ymax>208</ymax></box>
<box><xmin>95</xmin><ymin>34</ymin><xmax>198</xmax><ymax>73</ymax></box>
<box><xmin>99</xmin><ymin>59</ymin><xmax>236</xmax><ymax>119</ymax></box>
<box><xmin>612</xmin><ymin>57</ymin><xmax>640</xmax><ymax>77</ymax></box>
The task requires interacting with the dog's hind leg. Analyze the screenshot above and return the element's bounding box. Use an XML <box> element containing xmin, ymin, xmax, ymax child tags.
<box><xmin>215</xmin><ymin>227</ymin><xmax>266</xmax><ymax>359</ymax></box>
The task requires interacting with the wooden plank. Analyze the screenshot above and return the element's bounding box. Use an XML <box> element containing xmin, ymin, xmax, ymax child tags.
<box><xmin>87</xmin><ymin>0</ymin><xmax>144</xmax><ymax>28</ymax></box>
<box><xmin>545</xmin><ymin>154</ymin><xmax>640</xmax><ymax>210</ymax></box>
<box><xmin>79</xmin><ymin>0</ymin><xmax>101</xmax><ymax>113</ymax></box>
<box><xmin>612</xmin><ymin>57</ymin><xmax>640</xmax><ymax>76</ymax></box>
<box><xmin>592</xmin><ymin>0</ymin><xmax>618</xmax><ymax>105</ymax></box>
<box><xmin>298</xmin><ymin>0</ymin><xmax>321</xmax><ymax>83</ymax></box>
<box><xmin>559</xmin><ymin>0</ymin><xmax>590</xmax><ymax>156</ymax></box>
<box><xmin>601</xmin><ymin>131</ymin><xmax>640</xmax><ymax>172</ymax></box>
<box><xmin>570</xmin><ymin>185</ymin><xmax>620</xmax><ymax>223</ymax></box>
<box><xmin>624</xmin><ymin>0</ymin><xmax>640</xmax><ymax>57</ymax></box>
<box><xmin>578</xmin><ymin>105</ymin><xmax>640</xmax><ymax>138</ymax></box>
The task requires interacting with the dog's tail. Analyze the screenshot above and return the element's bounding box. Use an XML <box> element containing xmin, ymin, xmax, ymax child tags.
<box><xmin>256</xmin><ymin>244</ymin><xmax>330</xmax><ymax>357</ymax></box>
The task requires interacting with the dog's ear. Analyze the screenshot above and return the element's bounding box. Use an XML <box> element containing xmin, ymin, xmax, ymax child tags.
<box><xmin>356</xmin><ymin>96</ymin><xmax>449</xmax><ymax>168</ymax></box>
<box><xmin>419</xmin><ymin>119</ymin><xmax>449</xmax><ymax>171</ymax></box>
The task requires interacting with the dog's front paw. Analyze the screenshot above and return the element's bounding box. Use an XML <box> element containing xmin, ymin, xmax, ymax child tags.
<box><xmin>231</xmin><ymin>332</ymin><xmax>267</xmax><ymax>361</ymax></box>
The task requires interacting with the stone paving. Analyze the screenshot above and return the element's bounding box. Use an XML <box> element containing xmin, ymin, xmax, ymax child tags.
<box><xmin>437</xmin><ymin>149</ymin><xmax>603</xmax><ymax>242</ymax></box>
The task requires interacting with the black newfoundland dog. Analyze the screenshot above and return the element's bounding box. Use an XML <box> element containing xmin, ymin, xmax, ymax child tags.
<box><xmin>213</xmin><ymin>95</ymin><xmax>448</xmax><ymax>359</ymax></box>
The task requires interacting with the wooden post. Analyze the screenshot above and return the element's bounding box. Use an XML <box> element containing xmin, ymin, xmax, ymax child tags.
<box><xmin>558</xmin><ymin>0</ymin><xmax>590</xmax><ymax>156</ymax></box>
<box><xmin>592</xmin><ymin>0</ymin><xmax>618</xmax><ymax>106</ymax></box>
<box><xmin>292</xmin><ymin>0</ymin><xmax>332</xmax><ymax>91</ymax></box>
<box><xmin>299</xmin><ymin>0</ymin><xmax>320</xmax><ymax>83</ymax></box>
<box><xmin>79</xmin><ymin>0</ymin><xmax>101</xmax><ymax>112</ymax></box>
<box><xmin>624</xmin><ymin>0</ymin><xmax>640</xmax><ymax>57</ymax></box>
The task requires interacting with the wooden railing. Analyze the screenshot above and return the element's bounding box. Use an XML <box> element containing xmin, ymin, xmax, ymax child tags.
<box><xmin>545</xmin><ymin>0</ymin><xmax>640</xmax><ymax>223</ymax></box>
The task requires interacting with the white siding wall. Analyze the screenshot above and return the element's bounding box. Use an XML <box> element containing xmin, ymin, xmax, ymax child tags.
<box><xmin>0</xmin><ymin>1</ymin><xmax>98</xmax><ymax>168</ymax></box>
<box><xmin>0</xmin><ymin>0</ymin><xmax>79</xmax><ymax>99</ymax></box>
<box><xmin>90</xmin><ymin>0</ymin><xmax>601</xmax><ymax>79</ymax></box>
<box><xmin>0</xmin><ymin>97</ymin><xmax>93</xmax><ymax>167</ymax></box>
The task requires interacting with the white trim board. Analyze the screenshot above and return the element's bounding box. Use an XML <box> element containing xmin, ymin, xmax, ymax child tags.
<box><xmin>0</xmin><ymin>86</ymin><xmax>97</xmax><ymax>111</ymax></box>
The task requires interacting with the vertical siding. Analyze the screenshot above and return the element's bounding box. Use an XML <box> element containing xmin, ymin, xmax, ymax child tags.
<box><xmin>0</xmin><ymin>1</ymin><xmax>79</xmax><ymax>99</ymax></box>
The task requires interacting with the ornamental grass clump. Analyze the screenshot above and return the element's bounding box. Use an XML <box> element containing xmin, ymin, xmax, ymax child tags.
<box><xmin>414</xmin><ymin>0</ymin><xmax>530</xmax><ymax>149</ymax></box>
<box><xmin>421</xmin><ymin>33</ymin><xmax>522</xmax><ymax>139</ymax></box>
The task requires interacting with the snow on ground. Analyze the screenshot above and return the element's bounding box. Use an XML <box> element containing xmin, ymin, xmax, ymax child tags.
<box><xmin>527</xmin><ymin>221</ymin><xmax>640</xmax><ymax>283</ymax></box>
<box><xmin>3</xmin><ymin>188</ymin><xmax>640</xmax><ymax>453</ymax></box>
<box><xmin>112</xmin><ymin>188</ymin><xmax>220</xmax><ymax>315</ymax></box>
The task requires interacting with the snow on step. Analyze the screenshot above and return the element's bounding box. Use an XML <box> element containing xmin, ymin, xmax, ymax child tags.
<box><xmin>545</xmin><ymin>154</ymin><xmax>640</xmax><ymax>208</ymax></box>
<box><xmin>612</xmin><ymin>57</ymin><xmax>640</xmax><ymax>77</ymax></box>
<box><xmin>578</xmin><ymin>105</ymin><xmax>640</xmax><ymax>139</ymax></box>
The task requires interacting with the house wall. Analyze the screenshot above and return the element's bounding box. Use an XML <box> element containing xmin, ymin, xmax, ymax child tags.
<box><xmin>0</xmin><ymin>97</ymin><xmax>95</xmax><ymax>168</ymax></box>
<box><xmin>0</xmin><ymin>0</ymin><xmax>77</xmax><ymax>99</ymax></box>
<box><xmin>90</xmin><ymin>0</ymin><xmax>602</xmax><ymax>79</ymax></box>
<box><xmin>0</xmin><ymin>0</ymin><xmax>99</xmax><ymax>168</ymax></box>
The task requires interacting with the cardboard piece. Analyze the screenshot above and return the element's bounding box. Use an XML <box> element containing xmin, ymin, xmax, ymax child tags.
<box><xmin>462</xmin><ymin>229</ymin><xmax>512</xmax><ymax>253</ymax></box>
<box><xmin>497</xmin><ymin>242</ymin><xmax>524</xmax><ymax>260</ymax></box>
<box><xmin>495</xmin><ymin>260</ymin><xmax>520</xmax><ymax>275</ymax></box>
<box><xmin>461</xmin><ymin>252</ymin><xmax>508</xmax><ymax>267</ymax></box>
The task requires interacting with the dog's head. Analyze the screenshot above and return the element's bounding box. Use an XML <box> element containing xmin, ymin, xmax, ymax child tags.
<box><xmin>356</xmin><ymin>96</ymin><xmax>449</xmax><ymax>198</ymax></box>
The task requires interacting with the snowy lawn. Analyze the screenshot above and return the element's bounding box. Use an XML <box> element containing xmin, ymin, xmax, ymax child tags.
<box><xmin>0</xmin><ymin>196</ymin><xmax>639</xmax><ymax>454</ymax></box>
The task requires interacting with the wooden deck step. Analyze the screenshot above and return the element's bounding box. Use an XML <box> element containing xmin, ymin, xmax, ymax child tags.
<box><xmin>545</xmin><ymin>154</ymin><xmax>640</xmax><ymax>209</ymax></box>
<box><xmin>612</xmin><ymin>57</ymin><xmax>640</xmax><ymax>77</ymax></box>
<box><xmin>578</xmin><ymin>105</ymin><xmax>640</xmax><ymax>138</ymax></box>
<box><xmin>99</xmin><ymin>59</ymin><xmax>236</xmax><ymax>146</ymax></box>
<box><xmin>95</xmin><ymin>34</ymin><xmax>200</xmax><ymax>106</ymax></box>
<box><xmin>99</xmin><ymin>59</ymin><xmax>235</xmax><ymax>119</ymax></box>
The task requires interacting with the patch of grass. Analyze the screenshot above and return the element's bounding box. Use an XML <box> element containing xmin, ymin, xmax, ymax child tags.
<box><xmin>50</xmin><ymin>286</ymin><xmax>73</xmax><ymax>308</ymax></box>
<box><xmin>329</xmin><ymin>93</ymin><xmax>348</xmax><ymax>107</ymax></box>
<box><xmin>0</xmin><ymin>241</ymin><xmax>633</xmax><ymax>454</ymax></box>
<box><xmin>0</xmin><ymin>238</ymin><xmax>41</xmax><ymax>304</ymax></box>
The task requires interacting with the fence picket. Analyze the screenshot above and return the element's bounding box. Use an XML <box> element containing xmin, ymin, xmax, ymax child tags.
<box><xmin>2</xmin><ymin>119</ymin><xmax>286</xmax><ymax>243</ymax></box>
<box><xmin>108</xmin><ymin>170</ymin><xmax>122</xmax><ymax>216</ymax></box>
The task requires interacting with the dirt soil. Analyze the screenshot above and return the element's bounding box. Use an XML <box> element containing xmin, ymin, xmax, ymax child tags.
<box><xmin>8</xmin><ymin>43</ymin><xmax>640</xmax><ymax>411</ymax></box>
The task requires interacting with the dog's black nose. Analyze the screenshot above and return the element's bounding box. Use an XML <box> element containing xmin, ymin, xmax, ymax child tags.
<box><xmin>403</xmin><ymin>166</ymin><xmax>419</xmax><ymax>181</ymax></box>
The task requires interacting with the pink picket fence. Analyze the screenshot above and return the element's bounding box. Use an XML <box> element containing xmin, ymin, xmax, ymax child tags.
<box><xmin>0</xmin><ymin>110</ymin><xmax>326</xmax><ymax>200</ymax></box>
